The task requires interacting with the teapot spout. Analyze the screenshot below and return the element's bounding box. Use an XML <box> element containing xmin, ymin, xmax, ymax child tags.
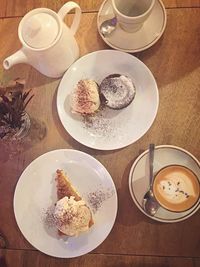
<box><xmin>3</xmin><ymin>49</ymin><xmax>28</xmax><ymax>70</ymax></box>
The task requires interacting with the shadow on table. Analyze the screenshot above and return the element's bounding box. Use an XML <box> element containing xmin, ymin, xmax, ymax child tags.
<box><xmin>0</xmin><ymin>66</ymin><xmax>57</xmax><ymax>90</ymax></box>
<box><xmin>116</xmin><ymin>150</ymin><xmax>161</xmax><ymax>227</ymax></box>
<box><xmin>0</xmin><ymin>116</ymin><xmax>47</xmax><ymax>163</ymax></box>
<box><xmin>134</xmin><ymin>10</ymin><xmax>200</xmax><ymax>89</ymax></box>
<box><xmin>0</xmin><ymin>257</ymin><xmax>7</xmax><ymax>267</ymax></box>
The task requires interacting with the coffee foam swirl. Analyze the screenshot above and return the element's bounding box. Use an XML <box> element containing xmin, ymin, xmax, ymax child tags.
<box><xmin>157</xmin><ymin>172</ymin><xmax>195</xmax><ymax>204</ymax></box>
<box><xmin>153</xmin><ymin>165</ymin><xmax>200</xmax><ymax>212</ymax></box>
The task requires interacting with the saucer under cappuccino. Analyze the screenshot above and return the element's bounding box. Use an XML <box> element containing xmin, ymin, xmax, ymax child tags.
<box><xmin>153</xmin><ymin>165</ymin><xmax>200</xmax><ymax>212</ymax></box>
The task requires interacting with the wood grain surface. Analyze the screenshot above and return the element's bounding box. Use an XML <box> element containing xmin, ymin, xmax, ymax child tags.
<box><xmin>0</xmin><ymin>0</ymin><xmax>200</xmax><ymax>18</ymax></box>
<box><xmin>0</xmin><ymin>250</ymin><xmax>196</xmax><ymax>267</ymax></box>
<box><xmin>0</xmin><ymin>7</ymin><xmax>200</xmax><ymax>259</ymax></box>
<box><xmin>0</xmin><ymin>0</ymin><xmax>200</xmax><ymax>266</ymax></box>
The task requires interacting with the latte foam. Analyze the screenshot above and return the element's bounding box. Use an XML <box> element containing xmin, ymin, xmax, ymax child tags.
<box><xmin>153</xmin><ymin>165</ymin><xmax>200</xmax><ymax>212</ymax></box>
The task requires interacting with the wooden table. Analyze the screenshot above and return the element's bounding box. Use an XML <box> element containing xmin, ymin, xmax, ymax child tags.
<box><xmin>0</xmin><ymin>1</ymin><xmax>200</xmax><ymax>266</ymax></box>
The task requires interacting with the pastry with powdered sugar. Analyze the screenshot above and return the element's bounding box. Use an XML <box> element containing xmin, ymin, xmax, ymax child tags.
<box><xmin>99</xmin><ymin>74</ymin><xmax>136</xmax><ymax>110</ymax></box>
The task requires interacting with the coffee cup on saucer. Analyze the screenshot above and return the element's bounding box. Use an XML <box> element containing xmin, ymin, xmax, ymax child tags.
<box><xmin>111</xmin><ymin>0</ymin><xmax>155</xmax><ymax>32</ymax></box>
<box><xmin>153</xmin><ymin>165</ymin><xmax>200</xmax><ymax>213</ymax></box>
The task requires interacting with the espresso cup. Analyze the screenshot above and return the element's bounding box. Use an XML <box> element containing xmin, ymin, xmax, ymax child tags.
<box><xmin>111</xmin><ymin>0</ymin><xmax>155</xmax><ymax>33</ymax></box>
<box><xmin>153</xmin><ymin>165</ymin><xmax>200</xmax><ymax>213</ymax></box>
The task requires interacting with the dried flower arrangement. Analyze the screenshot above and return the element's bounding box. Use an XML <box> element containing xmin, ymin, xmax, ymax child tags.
<box><xmin>0</xmin><ymin>78</ymin><xmax>34</xmax><ymax>139</ymax></box>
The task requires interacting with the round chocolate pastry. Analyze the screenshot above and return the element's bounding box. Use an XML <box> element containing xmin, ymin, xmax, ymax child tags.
<box><xmin>99</xmin><ymin>74</ymin><xmax>136</xmax><ymax>109</ymax></box>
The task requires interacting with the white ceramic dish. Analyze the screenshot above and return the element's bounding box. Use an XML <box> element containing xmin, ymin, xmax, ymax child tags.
<box><xmin>14</xmin><ymin>149</ymin><xmax>118</xmax><ymax>258</ymax></box>
<box><xmin>57</xmin><ymin>50</ymin><xmax>159</xmax><ymax>150</ymax></box>
<box><xmin>129</xmin><ymin>145</ymin><xmax>200</xmax><ymax>223</ymax></box>
<box><xmin>97</xmin><ymin>0</ymin><xmax>167</xmax><ymax>53</ymax></box>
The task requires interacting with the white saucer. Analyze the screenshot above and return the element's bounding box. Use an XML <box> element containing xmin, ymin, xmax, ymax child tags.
<box><xmin>14</xmin><ymin>149</ymin><xmax>118</xmax><ymax>258</ymax></box>
<box><xmin>97</xmin><ymin>0</ymin><xmax>167</xmax><ymax>53</ymax></box>
<box><xmin>129</xmin><ymin>145</ymin><xmax>200</xmax><ymax>223</ymax></box>
<box><xmin>57</xmin><ymin>50</ymin><xmax>159</xmax><ymax>150</ymax></box>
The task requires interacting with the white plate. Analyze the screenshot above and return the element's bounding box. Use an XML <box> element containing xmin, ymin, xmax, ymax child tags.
<box><xmin>57</xmin><ymin>50</ymin><xmax>159</xmax><ymax>150</ymax></box>
<box><xmin>97</xmin><ymin>0</ymin><xmax>167</xmax><ymax>53</ymax></box>
<box><xmin>129</xmin><ymin>145</ymin><xmax>200</xmax><ymax>223</ymax></box>
<box><xmin>14</xmin><ymin>149</ymin><xmax>118</xmax><ymax>258</ymax></box>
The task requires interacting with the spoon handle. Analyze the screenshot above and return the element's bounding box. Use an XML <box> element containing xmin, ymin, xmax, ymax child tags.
<box><xmin>149</xmin><ymin>143</ymin><xmax>155</xmax><ymax>189</ymax></box>
<box><xmin>110</xmin><ymin>17</ymin><xmax>117</xmax><ymax>26</ymax></box>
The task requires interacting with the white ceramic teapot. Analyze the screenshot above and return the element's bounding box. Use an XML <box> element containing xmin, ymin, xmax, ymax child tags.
<box><xmin>3</xmin><ymin>1</ymin><xmax>81</xmax><ymax>78</ymax></box>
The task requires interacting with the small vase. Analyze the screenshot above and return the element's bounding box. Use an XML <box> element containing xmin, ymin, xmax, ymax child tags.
<box><xmin>0</xmin><ymin>113</ymin><xmax>31</xmax><ymax>161</ymax></box>
<box><xmin>14</xmin><ymin>112</ymin><xmax>31</xmax><ymax>140</ymax></box>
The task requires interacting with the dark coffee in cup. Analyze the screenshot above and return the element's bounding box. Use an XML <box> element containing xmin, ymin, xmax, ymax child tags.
<box><xmin>153</xmin><ymin>165</ymin><xmax>200</xmax><ymax>212</ymax></box>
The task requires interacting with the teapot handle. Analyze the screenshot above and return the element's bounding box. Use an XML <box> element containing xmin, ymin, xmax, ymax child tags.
<box><xmin>58</xmin><ymin>1</ymin><xmax>81</xmax><ymax>35</ymax></box>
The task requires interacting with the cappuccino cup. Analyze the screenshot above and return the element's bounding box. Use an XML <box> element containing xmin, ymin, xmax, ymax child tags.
<box><xmin>153</xmin><ymin>165</ymin><xmax>200</xmax><ymax>212</ymax></box>
<box><xmin>111</xmin><ymin>0</ymin><xmax>155</xmax><ymax>33</ymax></box>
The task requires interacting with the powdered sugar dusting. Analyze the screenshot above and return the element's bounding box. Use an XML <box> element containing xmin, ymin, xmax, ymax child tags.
<box><xmin>82</xmin><ymin>107</ymin><xmax>122</xmax><ymax>138</ymax></box>
<box><xmin>100</xmin><ymin>75</ymin><xmax>136</xmax><ymax>109</ymax></box>
<box><xmin>86</xmin><ymin>187</ymin><xmax>115</xmax><ymax>213</ymax></box>
<box><xmin>42</xmin><ymin>205</ymin><xmax>56</xmax><ymax>228</ymax></box>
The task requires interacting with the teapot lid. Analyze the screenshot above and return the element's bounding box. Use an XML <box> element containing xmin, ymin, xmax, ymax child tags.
<box><xmin>21</xmin><ymin>12</ymin><xmax>59</xmax><ymax>49</ymax></box>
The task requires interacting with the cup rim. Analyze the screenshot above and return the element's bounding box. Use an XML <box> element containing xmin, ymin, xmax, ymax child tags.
<box><xmin>152</xmin><ymin>164</ymin><xmax>200</xmax><ymax>213</ymax></box>
<box><xmin>111</xmin><ymin>0</ymin><xmax>156</xmax><ymax>19</ymax></box>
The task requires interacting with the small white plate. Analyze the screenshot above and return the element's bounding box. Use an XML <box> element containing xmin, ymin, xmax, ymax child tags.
<box><xmin>14</xmin><ymin>149</ymin><xmax>118</xmax><ymax>258</ymax></box>
<box><xmin>97</xmin><ymin>0</ymin><xmax>167</xmax><ymax>53</ymax></box>
<box><xmin>129</xmin><ymin>145</ymin><xmax>200</xmax><ymax>223</ymax></box>
<box><xmin>57</xmin><ymin>50</ymin><xmax>159</xmax><ymax>150</ymax></box>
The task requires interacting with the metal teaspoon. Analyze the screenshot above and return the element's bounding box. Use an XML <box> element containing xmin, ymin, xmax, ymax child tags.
<box><xmin>100</xmin><ymin>17</ymin><xmax>117</xmax><ymax>37</ymax></box>
<box><xmin>143</xmin><ymin>144</ymin><xmax>159</xmax><ymax>216</ymax></box>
